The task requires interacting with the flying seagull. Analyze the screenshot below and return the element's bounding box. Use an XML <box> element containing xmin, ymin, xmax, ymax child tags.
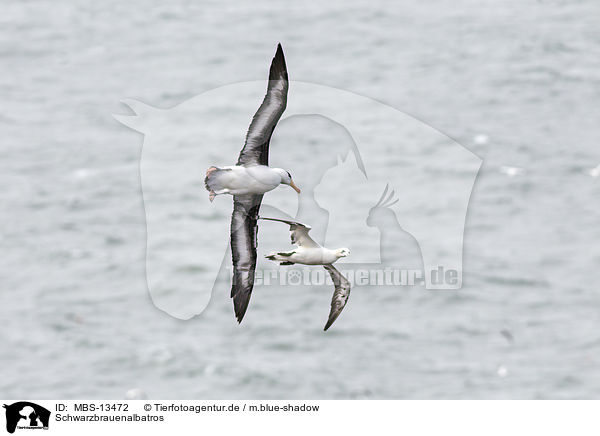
<box><xmin>204</xmin><ymin>44</ymin><xmax>300</xmax><ymax>323</ymax></box>
<box><xmin>261</xmin><ymin>217</ymin><xmax>351</xmax><ymax>331</ymax></box>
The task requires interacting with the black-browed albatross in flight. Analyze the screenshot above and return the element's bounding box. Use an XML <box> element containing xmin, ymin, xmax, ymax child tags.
<box><xmin>204</xmin><ymin>44</ymin><xmax>300</xmax><ymax>323</ymax></box>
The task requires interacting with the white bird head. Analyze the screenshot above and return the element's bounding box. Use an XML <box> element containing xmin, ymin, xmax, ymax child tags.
<box><xmin>274</xmin><ymin>168</ymin><xmax>301</xmax><ymax>193</ymax></box>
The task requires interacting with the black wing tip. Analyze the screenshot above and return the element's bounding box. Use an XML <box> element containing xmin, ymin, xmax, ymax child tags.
<box><xmin>232</xmin><ymin>290</ymin><xmax>251</xmax><ymax>323</ymax></box>
<box><xmin>234</xmin><ymin>303</ymin><xmax>248</xmax><ymax>324</ymax></box>
<box><xmin>276</xmin><ymin>42</ymin><xmax>284</xmax><ymax>56</ymax></box>
<box><xmin>324</xmin><ymin>313</ymin><xmax>339</xmax><ymax>331</ymax></box>
<box><xmin>270</xmin><ymin>43</ymin><xmax>288</xmax><ymax>81</ymax></box>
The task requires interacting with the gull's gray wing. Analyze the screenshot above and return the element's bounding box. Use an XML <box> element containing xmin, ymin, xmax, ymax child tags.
<box><xmin>237</xmin><ymin>43</ymin><xmax>288</xmax><ymax>167</ymax></box>
<box><xmin>323</xmin><ymin>264</ymin><xmax>351</xmax><ymax>331</ymax></box>
<box><xmin>230</xmin><ymin>194</ymin><xmax>263</xmax><ymax>323</ymax></box>
<box><xmin>259</xmin><ymin>216</ymin><xmax>319</xmax><ymax>248</ymax></box>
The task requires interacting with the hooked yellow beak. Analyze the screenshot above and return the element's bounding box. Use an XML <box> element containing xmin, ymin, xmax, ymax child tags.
<box><xmin>290</xmin><ymin>180</ymin><xmax>301</xmax><ymax>194</ymax></box>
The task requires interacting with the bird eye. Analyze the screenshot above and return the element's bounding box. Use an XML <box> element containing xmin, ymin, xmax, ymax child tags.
<box><xmin>286</xmin><ymin>171</ymin><xmax>291</xmax><ymax>178</ymax></box>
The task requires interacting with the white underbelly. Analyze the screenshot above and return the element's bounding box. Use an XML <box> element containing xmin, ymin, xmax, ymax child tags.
<box><xmin>220</xmin><ymin>165</ymin><xmax>280</xmax><ymax>195</ymax></box>
<box><xmin>290</xmin><ymin>248</ymin><xmax>338</xmax><ymax>265</ymax></box>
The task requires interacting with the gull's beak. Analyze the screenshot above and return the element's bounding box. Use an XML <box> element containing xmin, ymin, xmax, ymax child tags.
<box><xmin>290</xmin><ymin>180</ymin><xmax>301</xmax><ymax>194</ymax></box>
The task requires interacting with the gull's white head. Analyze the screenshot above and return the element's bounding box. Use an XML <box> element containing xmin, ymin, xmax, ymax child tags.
<box><xmin>274</xmin><ymin>168</ymin><xmax>301</xmax><ymax>193</ymax></box>
<box><xmin>336</xmin><ymin>248</ymin><xmax>350</xmax><ymax>258</ymax></box>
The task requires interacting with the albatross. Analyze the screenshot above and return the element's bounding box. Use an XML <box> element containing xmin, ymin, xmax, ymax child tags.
<box><xmin>204</xmin><ymin>44</ymin><xmax>300</xmax><ymax>323</ymax></box>
<box><xmin>261</xmin><ymin>217</ymin><xmax>351</xmax><ymax>330</ymax></box>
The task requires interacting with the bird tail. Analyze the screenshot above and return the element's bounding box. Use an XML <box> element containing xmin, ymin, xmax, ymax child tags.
<box><xmin>265</xmin><ymin>252</ymin><xmax>295</xmax><ymax>263</ymax></box>
<box><xmin>204</xmin><ymin>166</ymin><xmax>231</xmax><ymax>194</ymax></box>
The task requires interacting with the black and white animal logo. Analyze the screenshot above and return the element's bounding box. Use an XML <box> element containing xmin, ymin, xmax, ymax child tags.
<box><xmin>3</xmin><ymin>402</ymin><xmax>50</xmax><ymax>434</ymax></box>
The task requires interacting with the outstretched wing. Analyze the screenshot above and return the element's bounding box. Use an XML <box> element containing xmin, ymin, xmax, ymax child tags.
<box><xmin>237</xmin><ymin>43</ymin><xmax>288</xmax><ymax>167</ymax></box>
<box><xmin>259</xmin><ymin>216</ymin><xmax>319</xmax><ymax>248</ymax></box>
<box><xmin>230</xmin><ymin>194</ymin><xmax>263</xmax><ymax>323</ymax></box>
<box><xmin>323</xmin><ymin>264</ymin><xmax>351</xmax><ymax>331</ymax></box>
<box><xmin>290</xmin><ymin>223</ymin><xmax>319</xmax><ymax>248</ymax></box>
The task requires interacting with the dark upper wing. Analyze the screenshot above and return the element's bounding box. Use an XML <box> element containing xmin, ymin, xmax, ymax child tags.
<box><xmin>323</xmin><ymin>265</ymin><xmax>351</xmax><ymax>331</ymax></box>
<box><xmin>259</xmin><ymin>216</ymin><xmax>319</xmax><ymax>248</ymax></box>
<box><xmin>230</xmin><ymin>194</ymin><xmax>263</xmax><ymax>323</ymax></box>
<box><xmin>237</xmin><ymin>43</ymin><xmax>288</xmax><ymax>167</ymax></box>
<box><xmin>259</xmin><ymin>216</ymin><xmax>303</xmax><ymax>227</ymax></box>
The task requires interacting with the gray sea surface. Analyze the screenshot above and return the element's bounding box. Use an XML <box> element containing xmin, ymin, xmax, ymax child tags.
<box><xmin>1</xmin><ymin>0</ymin><xmax>600</xmax><ymax>399</ymax></box>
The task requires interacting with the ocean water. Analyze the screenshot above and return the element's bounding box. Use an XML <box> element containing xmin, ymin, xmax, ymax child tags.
<box><xmin>1</xmin><ymin>0</ymin><xmax>600</xmax><ymax>399</ymax></box>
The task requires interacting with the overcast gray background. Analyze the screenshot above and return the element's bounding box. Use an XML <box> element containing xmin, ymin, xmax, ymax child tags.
<box><xmin>1</xmin><ymin>0</ymin><xmax>600</xmax><ymax>399</ymax></box>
